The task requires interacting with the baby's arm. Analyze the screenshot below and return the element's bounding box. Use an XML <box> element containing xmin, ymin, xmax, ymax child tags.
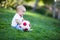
<box><xmin>15</xmin><ymin>19</ymin><xmax>22</xmax><ymax>25</ymax></box>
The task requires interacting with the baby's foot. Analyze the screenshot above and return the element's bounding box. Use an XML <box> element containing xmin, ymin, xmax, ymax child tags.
<box><xmin>28</xmin><ymin>29</ymin><xmax>33</xmax><ymax>32</ymax></box>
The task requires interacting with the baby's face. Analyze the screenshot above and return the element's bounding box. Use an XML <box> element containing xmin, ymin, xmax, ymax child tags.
<box><xmin>17</xmin><ymin>8</ymin><xmax>26</xmax><ymax>16</ymax></box>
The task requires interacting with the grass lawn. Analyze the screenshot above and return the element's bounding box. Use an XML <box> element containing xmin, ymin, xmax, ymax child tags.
<box><xmin>0</xmin><ymin>8</ymin><xmax>60</xmax><ymax>40</ymax></box>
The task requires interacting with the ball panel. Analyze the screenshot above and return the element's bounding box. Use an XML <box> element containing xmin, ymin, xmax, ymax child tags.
<box><xmin>23</xmin><ymin>22</ymin><xmax>27</xmax><ymax>26</ymax></box>
<box><xmin>23</xmin><ymin>28</ymin><xmax>28</xmax><ymax>31</ymax></box>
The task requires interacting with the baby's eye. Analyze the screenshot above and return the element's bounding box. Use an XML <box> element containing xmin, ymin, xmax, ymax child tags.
<box><xmin>22</xmin><ymin>11</ymin><xmax>25</xmax><ymax>12</ymax></box>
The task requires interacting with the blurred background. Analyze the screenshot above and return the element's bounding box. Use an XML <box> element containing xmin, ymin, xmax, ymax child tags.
<box><xmin>0</xmin><ymin>0</ymin><xmax>60</xmax><ymax>19</ymax></box>
<box><xmin>0</xmin><ymin>0</ymin><xmax>60</xmax><ymax>40</ymax></box>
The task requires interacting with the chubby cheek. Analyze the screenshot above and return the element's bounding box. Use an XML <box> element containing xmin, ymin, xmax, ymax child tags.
<box><xmin>19</xmin><ymin>13</ymin><xmax>23</xmax><ymax>15</ymax></box>
<box><xmin>20</xmin><ymin>12</ymin><xmax>24</xmax><ymax>15</ymax></box>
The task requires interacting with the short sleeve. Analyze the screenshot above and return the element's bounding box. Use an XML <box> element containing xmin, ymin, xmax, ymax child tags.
<box><xmin>14</xmin><ymin>14</ymin><xmax>20</xmax><ymax>19</ymax></box>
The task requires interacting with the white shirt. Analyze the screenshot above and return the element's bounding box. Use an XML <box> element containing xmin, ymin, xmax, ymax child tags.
<box><xmin>11</xmin><ymin>13</ymin><xmax>23</xmax><ymax>27</ymax></box>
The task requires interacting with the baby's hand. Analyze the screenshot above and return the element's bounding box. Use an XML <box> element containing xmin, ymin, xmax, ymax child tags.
<box><xmin>22</xmin><ymin>18</ymin><xmax>25</xmax><ymax>22</ymax></box>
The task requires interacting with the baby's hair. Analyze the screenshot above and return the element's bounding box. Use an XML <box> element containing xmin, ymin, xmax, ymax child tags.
<box><xmin>16</xmin><ymin>5</ymin><xmax>26</xmax><ymax>12</ymax></box>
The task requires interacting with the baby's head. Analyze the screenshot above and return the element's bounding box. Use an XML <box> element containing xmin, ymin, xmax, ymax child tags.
<box><xmin>16</xmin><ymin>5</ymin><xmax>26</xmax><ymax>16</ymax></box>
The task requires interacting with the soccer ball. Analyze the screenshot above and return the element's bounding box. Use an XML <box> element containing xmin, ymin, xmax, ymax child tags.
<box><xmin>20</xmin><ymin>20</ymin><xmax>31</xmax><ymax>31</ymax></box>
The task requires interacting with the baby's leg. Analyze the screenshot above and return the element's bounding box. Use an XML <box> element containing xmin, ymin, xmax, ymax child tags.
<box><xmin>18</xmin><ymin>25</ymin><xmax>23</xmax><ymax>31</ymax></box>
<box><xmin>14</xmin><ymin>24</ymin><xmax>23</xmax><ymax>31</ymax></box>
<box><xmin>27</xmin><ymin>27</ymin><xmax>33</xmax><ymax>31</ymax></box>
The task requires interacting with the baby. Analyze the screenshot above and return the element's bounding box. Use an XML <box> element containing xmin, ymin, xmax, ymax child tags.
<box><xmin>11</xmin><ymin>5</ymin><xmax>32</xmax><ymax>31</ymax></box>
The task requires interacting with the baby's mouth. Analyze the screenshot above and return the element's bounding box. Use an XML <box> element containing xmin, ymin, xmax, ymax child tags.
<box><xmin>20</xmin><ymin>15</ymin><xmax>23</xmax><ymax>17</ymax></box>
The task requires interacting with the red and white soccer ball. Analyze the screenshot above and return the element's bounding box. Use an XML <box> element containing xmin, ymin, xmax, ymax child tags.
<box><xmin>20</xmin><ymin>20</ymin><xmax>31</xmax><ymax>31</ymax></box>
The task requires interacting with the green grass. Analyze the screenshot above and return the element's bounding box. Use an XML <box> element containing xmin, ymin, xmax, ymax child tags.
<box><xmin>0</xmin><ymin>8</ymin><xmax>60</xmax><ymax>40</ymax></box>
